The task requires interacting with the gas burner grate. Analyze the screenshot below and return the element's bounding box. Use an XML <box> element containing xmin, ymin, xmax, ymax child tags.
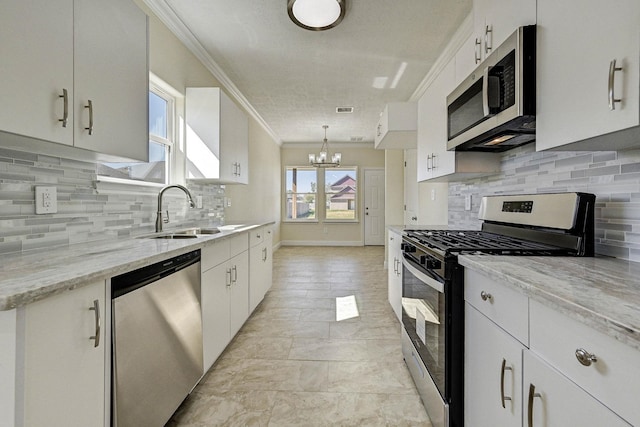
<box><xmin>405</xmin><ymin>230</ymin><xmax>570</xmax><ymax>255</ymax></box>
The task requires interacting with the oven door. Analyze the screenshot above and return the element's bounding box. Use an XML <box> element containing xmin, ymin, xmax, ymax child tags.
<box><xmin>401</xmin><ymin>254</ymin><xmax>448</xmax><ymax>426</ymax></box>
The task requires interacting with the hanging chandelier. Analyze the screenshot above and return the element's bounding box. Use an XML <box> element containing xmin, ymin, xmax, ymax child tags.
<box><xmin>309</xmin><ymin>125</ymin><xmax>341</xmax><ymax>168</ymax></box>
<box><xmin>287</xmin><ymin>0</ymin><xmax>346</xmax><ymax>31</ymax></box>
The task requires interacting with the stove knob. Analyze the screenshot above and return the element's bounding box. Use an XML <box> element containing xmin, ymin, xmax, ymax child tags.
<box><xmin>401</xmin><ymin>243</ymin><xmax>416</xmax><ymax>253</ymax></box>
<box><xmin>427</xmin><ymin>259</ymin><xmax>442</xmax><ymax>270</ymax></box>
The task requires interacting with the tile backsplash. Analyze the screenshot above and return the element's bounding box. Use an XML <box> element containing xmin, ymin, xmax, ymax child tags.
<box><xmin>449</xmin><ymin>144</ymin><xmax>640</xmax><ymax>262</ymax></box>
<box><xmin>0</xmin><ymin>147</ymin><xmax>225</xmax><ymax>255</ymax></box>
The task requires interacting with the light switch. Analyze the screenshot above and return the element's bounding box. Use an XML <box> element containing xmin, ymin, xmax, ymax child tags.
<box><xmin>35</xmin><ymin>186</ymin><xmax>58</xmax><ymax>214</ymax></box>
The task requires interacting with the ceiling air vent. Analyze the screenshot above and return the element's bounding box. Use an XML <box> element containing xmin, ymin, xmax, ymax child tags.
<box><xmin>350</xmin><ymin>136</ymin><xmax>364</xmax><ymax>142</ymax></box>
<box><xmin>336</xmin><ymin>106</ymin><xmax>354</xmax><ymax>113</ymax></box>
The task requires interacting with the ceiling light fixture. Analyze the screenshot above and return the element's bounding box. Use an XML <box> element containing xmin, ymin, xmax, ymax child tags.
<box><xmin>287</xmin><ymin>0</ymin><xmax>346</xmax><ymax>31</ymax></box>
<box><xmin>309</xmin><ymin>125</ymin><xmax>341</xmax><ymax>168</ymax></box>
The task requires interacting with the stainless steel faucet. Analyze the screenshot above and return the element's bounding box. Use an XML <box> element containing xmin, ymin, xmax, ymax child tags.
<box><xmin>155</xmin><ymin>184</ymin><xmax>196</xmax><ymax>232</ymax></box>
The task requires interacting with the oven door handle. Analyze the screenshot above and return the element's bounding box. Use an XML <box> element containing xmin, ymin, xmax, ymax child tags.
<box><xmin>402</xmin><ymin>255</ymin><xmax>445</xmax><ymax>294</ymax></box>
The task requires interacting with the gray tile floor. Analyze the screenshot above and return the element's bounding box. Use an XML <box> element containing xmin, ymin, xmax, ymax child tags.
<box><xmin>168</xmin><ymin>246</ymin><xmax>431</xmax><ymax>426</ymax></box>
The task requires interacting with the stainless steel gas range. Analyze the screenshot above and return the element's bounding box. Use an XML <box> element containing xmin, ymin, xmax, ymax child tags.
<box><xmin>400</xmin><ymin>192</ymin><xmax>595</xmax><ymax>427</ymax></box>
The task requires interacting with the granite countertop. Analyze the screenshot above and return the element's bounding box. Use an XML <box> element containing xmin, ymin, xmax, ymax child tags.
<box><xmin>0</xmin><ymin>222</ymin><xmax>274</xmax><ymax>311</ymax></box>
<box><xmin>459</xmin><ymin>255</ymin><xmax>640</xmax><ymax>351</ymax></box>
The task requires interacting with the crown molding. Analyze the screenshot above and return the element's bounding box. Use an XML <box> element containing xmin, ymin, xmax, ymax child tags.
<box><xmin>143</xmin><ymin>0</ymin><xmax>282</xmax><ymax>146</ymax></box>
<box><xmin>410</xmin><ymin>12</ymin><xmax>473</xmax><ymax>101</ymax></box>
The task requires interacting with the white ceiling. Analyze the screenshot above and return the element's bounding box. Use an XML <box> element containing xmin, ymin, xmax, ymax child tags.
<box><xmin>145</xmin><ymin>0</ymin><xmax>472</xmax><ymax>145</ymax></box>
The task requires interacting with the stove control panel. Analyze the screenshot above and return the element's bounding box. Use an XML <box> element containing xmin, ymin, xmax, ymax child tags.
<box><xmin>420</xmin><ymin>255</ymin><xmax>441</xmax><ymax>270</ymax></box>
<box><xmin>502</xmin><ymin>200</ymin><xmax>533</xmax><ymax>213</ymax></box>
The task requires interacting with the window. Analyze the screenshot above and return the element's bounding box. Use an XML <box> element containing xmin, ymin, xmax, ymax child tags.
<box><xmin>285</xmin><ymin>167</ymin><xmax>317</xmax><ymax>220</ymax></box>
<box><xmin>325</xmin><ymin>168</ymin><xmax>357</xmax><ymax>220</ymax></box>
<box><xmin>284</xmin><ymin>166</ymin><xmax>358</xmax><ymax>222</ymax></box>
<box><xmin>98</xmin><ymin>83</ymin><xmax>174</xmax><ymax>185</ymax></box>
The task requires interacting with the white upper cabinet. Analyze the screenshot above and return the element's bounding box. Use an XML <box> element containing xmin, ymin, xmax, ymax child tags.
<box><xmin>472</xmin><ymin>0</ymin><xmax>536</xmax><ymax>64</ymax></box>
<box><xmin>73</xmin><ymin>0</ymin><xmax>149</xmax><ymax>161</ymax></box>
<box><xmin>536</xmin><ymin>0</ymin><xmax>640</xmax><ymax>151</ymax></box>
<box><xmin>186</xmin><ymin>87</ymin><xmax>249</xmax><ymax>184</ymax></box>
<box><xmin>0</xmin><ymin>1</ymin><xmax>74</xmax><ymax>147</ymax></box>
<box><xmin>0</xmin><ymin>0</ymin><xmax>149</xmax><ymax>162</ymax></box>
<box><xmin>374</xmin><ymin>103</ymin><xmax>417</xmax><ymax>149</ymax></box>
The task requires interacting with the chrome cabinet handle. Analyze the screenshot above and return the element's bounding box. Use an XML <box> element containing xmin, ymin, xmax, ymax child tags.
<box><xmin>232</xmin><ymin>265</ymin><xmax>238</xmax><ymax>283</ymax></box>
<box><xmin>226</xmin><ymin>268</ymin><xmax>232</xmax><ymax>287</ymax></box>
<box><xmin>484</xmin><ymin>25</ymin><xmax>493</xmax><ymax>54</ymax></box>
<box><xmin>527</xmin><ymin>383</ymin><xmax>541</xmax><ymax>427</ymax></box>
<box><xmin>377</xmin><ymin>123</ymin><xmax>382</xmax><ymax>137</ymax></box>
<box><xmin>480</xmin><ymin>290</ymin><xmax>493</xmax><ymax>301</ymax></box>
<box><xmin>575</xmin><ymin>348</ymin><xmax>598</xmax><ymax>366</ymax></box>
<box><xmin>475</xmin><ymin>38</ymin><xmax>482</xmax><ymax>64</ymax></box>
<box><xmin>426</xmin><ymin>154</ymin><xmax>432</xmax><ymax>171</ymax></box>
<box><xmin>84</xmin><ymin>100</ymin><xmax>94</xmax><ymax>135</ymax></box>
<box><xmin>58</xmin><ymin>88</ymin><xmax>69</xmax><ymax>127</ymax></box>
<box><xmin>262</xmin><ymin>247</ymin><xmax>267</xmax><ymax>262</ymax></box>
<box><xmin>89</xmin><ymin>299</ymin><xmax>101</xmax><ymax>348</ymax></box>
<box><xmin>431</xmin><ymin>154</ymin><xmax>437</xmax><ymax>170</ymax></box>
<box><xmin>500</xmin><ymin>358</ymin><xmax>513</xmax><ymax>408</ymax></box>
<box><xmin>608</xmin><ymin>59</ymin><xmax>623</xmax><ymax>110</ymax></box>
<box><xmin>238</xmin><ymin>162</ymin><xmax>241</xmax><ymax>177</ymax></box>
<box><xmin>393</xmin><ymin>257</ymin><xmax>398</xmax><ymax>274</ymax></box>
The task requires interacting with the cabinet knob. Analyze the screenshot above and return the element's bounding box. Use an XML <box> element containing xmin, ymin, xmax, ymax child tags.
<box><xmin>480</xmin><ymin>291</ymin><xmax>493</xmax><ymax>301</ymax></box>
<box><xmin>575</xmin><ymin>348</ymin><xmax>598</xmax><ymax>366</ymax></box>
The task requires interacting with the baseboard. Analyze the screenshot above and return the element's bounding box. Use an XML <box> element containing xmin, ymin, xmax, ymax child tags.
<box><xmin>279</xmin><ymin>240</ymin><xmax>364</xmax><ymax>247</ymax></box>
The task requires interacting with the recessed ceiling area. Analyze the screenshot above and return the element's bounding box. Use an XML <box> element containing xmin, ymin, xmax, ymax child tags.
<box><xmin>145</xmin><ymin>0</ymin><xmax>472</xmax><ymax>144</ymax></box>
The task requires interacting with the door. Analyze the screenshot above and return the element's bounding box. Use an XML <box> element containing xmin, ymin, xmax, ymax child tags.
<box><xmin>0</xmin><ymin>1</ymin><xmax>74</xmax><ymax>146</ymax></box>
<box><xmin>74</xmin><ymin>0</ymin><xmax>148</xmax><ymax>161</ymax></box>
<box><xmin>23</xmin><ymin>281</ymin><xmax>105</xmax><ymax>427</ymax></box>
<box><xmin>364</xmin><ymin>168</ymin><xmax>385</xmax><ymax>245</ymax></box>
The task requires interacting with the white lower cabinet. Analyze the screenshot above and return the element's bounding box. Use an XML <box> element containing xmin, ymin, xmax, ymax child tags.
<box><xmin>522</xmin><ymin>350</ymin><xmax>630</xmax><ymax>427</ymax></box>
<box><xmin>464</xmin><ymin>267</ymin><xmax>637</xmax><ymax>426</ymax></box>
<box><xmin>201</xmin><ymin>234</ymin><xmax>250</xmax><ymax>373</ymax></box>
<box><xmin>387</xmin><ymin>229</ymin><xmax>402</xmax><ymax>321</ymax></box>
<box><xmin>465</xmin><ymin>303</ymin><xmax>524</xmax><ymax>426</ymax></box>
<box><xmin>249</xmin><ymin>226</ymin><xmax>273</xmax><ymax>313</ymax></box>
<box><xmin>22</xmin><ymin>281</ymin><xmax>106</xmax><ymax>427</ymax></box>
<box><xmin>201</xmin><ymin>261</ymin><xmax>231</xmax><ymax>371</ymax></box>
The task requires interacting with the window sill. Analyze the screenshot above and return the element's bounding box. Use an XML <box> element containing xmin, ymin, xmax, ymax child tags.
<box><xmin>282</xmin><ymin>219</ymin><xmax>320</xmax><ymax>224</ymax></box>
<box><xmin>323</xmin><ymin>219</ymin><xmax>359</xmax><ymax>224</ymax></box>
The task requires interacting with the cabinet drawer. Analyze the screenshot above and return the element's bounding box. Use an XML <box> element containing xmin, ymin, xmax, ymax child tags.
<box><xmin>229</xmin><ymin>233</ymin><xmax>248</xmax><ymax>257</ymax></box>
<box><xmin>464</xmin><ymin>269</ymin><xmax>528</xmax><ymax>345</ymax></box>
<box><xmin>530</xmin><ymin>299</ymin><xmax>640</xmax><ymax>425</ymax></box>
<box><xmin>202</xmin><ymin>240</ymin><xmax>230</xmax><ymax>272</ymax></box>
<box><xmin>249</xmin><ymin>227</ymin><xmax>265</xmax><ymax>247</ymax></box>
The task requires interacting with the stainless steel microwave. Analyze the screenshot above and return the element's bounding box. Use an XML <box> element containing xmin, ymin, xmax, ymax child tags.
<box><xmin>446</xmin><ymin>25</ymin><xmax>536</xmax><ymax>152</ymax></box>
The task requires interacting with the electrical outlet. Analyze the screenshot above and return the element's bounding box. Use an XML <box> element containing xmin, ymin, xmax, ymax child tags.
<box><xmin>196</xmin><ymin>195</ymin><xmax>203</xmax><ymax>209</ymax></box>
<box><xmin>225</xmin><ymin>197</ymin><xmax>232</xmax><ymax>207</ymax></box>
<box><xmin>323</xmin><ymin>227</ymin><xmax>328</xmax><ymax>234</ymax></box>
<box><xmin>465</xmin><ymin>195</ymin><xmax>472</xmax><ymax>211</ymax></box>
<box><xmin>35</xmin><ymin>186</ymin><xmax>58</xmax><ymax>214</ymax></box>
<box><xmin>431</xmin><ymin>189</ymin><xmax>436</xmax><ymax>201</ymax></box>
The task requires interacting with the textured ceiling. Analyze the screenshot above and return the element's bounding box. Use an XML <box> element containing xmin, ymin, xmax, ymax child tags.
<box><xmin>148</xmin><ymin>0</ymin><xmax>471</xmax><ymax>144</ymax></box>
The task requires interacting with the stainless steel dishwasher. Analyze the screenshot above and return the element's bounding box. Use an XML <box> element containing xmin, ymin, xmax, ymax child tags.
<box><xmin>111</xmin><ymin>249</ymin><xmax>202</xmax><ymax>427</ymax></box>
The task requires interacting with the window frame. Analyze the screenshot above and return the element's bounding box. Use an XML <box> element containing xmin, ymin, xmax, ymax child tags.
<box><xmin>283</xmin><ymin>166</ymin><xmax>319</xmax><ymax>222</ymax></box>
<box><xmin>96</xmin><ymin>77</ymin><xmax>175</xmax><ymax>187</ymax></box>
<box><xmin>323</xmin><ymin>167</ymin><xmax>359</xmax><ymax>223</ymax></box>
<box><xmin>282</xmin><ymin>165</ymin><xmax>359</xmax><ymax>223</ymax></box>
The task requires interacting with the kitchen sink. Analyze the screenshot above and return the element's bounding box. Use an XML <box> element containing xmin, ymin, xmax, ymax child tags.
<box><xmin>148</xmin><ymin>234</ymin><xmax>199</xmax><ymax>239</ymax></box>
<box><xmin>173</xmin><ymin>227</ymin><xmax>221</xmax><ymax>235</ymax></box>
<box><xmin>141</xmin><ymin>227</ymin><xmax>221</xmax><ymax>239</ymax></box>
